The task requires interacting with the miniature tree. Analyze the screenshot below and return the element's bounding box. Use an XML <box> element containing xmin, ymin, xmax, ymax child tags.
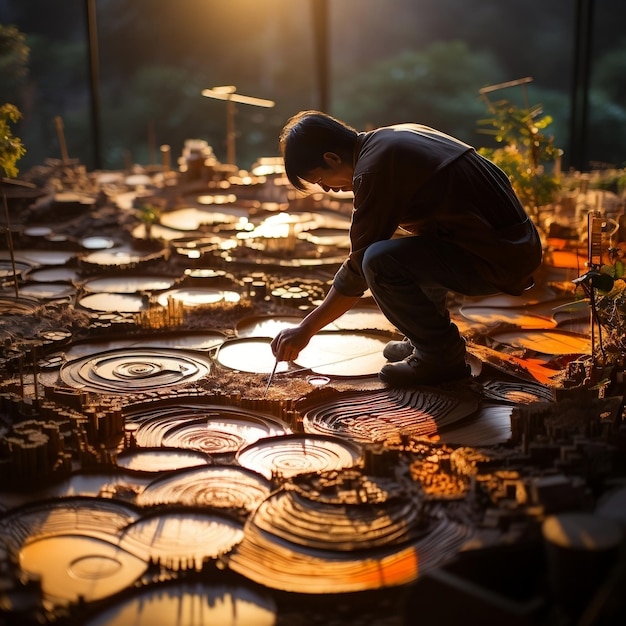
<box><xmin>136</xmin><ymin>200</ymin><xmax>162</xmax><ymax>240</ymax></box>
<box><xmin>1</xmin><ymin>103</ymin><xmax>26</xmax><ymax>297</ymax></box>
<box><xmin>0</xmin><ymin>103</ymin><xmax>25</xmax><ymax>179</ymax></box>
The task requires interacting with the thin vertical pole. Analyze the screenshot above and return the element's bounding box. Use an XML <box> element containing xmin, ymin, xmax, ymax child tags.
<box><xmin>311</xmin><ymin>0</ymin><xmax>330</xmax><ymax>113</ymax></box>
<box><xmin>226</xmin><ymin>99</ymin><xmax>236</xmax><ymax>166</ymax></box>
<box><xmin>569</xmin><ymin>0</ymin><xmax>594</xmax><ymax>171</ymax></box>
<box><xmin>2</xmin><ymin>186</ymin><xmax>18</xmax><ymax>297</ymax></box>
<box><xmin>85</xmin><ymin>0</ymin><xmax>102</xmax><ymax>170</ymax></box>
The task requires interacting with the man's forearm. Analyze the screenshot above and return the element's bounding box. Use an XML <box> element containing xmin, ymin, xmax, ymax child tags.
<box><xmin>299</xmin><ymin>286</ymin><xmax>361</xmax><ymax>335</ymax></box>
<box><xmin>271</xmin><ymin>286</ymin><xmax>361</xmax><ymax>362</ymax></box>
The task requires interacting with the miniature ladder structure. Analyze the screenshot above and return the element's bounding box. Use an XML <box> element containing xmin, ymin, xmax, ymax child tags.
<box><xmin>572</xmin><ymin>210</ymin><xmax>615</xmax><ymax>362</ymax></box>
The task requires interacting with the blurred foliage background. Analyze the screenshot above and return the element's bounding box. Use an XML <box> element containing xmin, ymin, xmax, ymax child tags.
<box><xmin>0</xmin><ymin>0</ymin><xmax>624</xmax><ymax>173</ymax></box>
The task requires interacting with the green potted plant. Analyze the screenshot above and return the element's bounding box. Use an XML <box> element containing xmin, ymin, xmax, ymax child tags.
<box><xmin>477</xmin><ymin>98</ymin><xmax>562</xmax><ymax>233</ymax></box>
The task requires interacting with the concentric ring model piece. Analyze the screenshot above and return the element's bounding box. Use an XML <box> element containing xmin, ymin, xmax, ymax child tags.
<box><xmin>137</xmin><ymin>465</ymin><xmax>272</xmax><ymax>513</ymax></box>
<box><xmin>118</xmin><ymin>508</ymin><xmax>244</xmax><ymax>567</ymax></box>
<box><xmin>299</xmin><ymin>386</ymin><xmax>479</xmax><ymax>443</ymax></box>
<box><xmin>125</xmin><ymin>403</ymin><xmax>289</xmax><ymax>457</ymax></box>
<box><xmin>235</xmin><ymin>433</ymin><xmax>363</xmax><ymax>480</ymax></box>
<box><xmin>227</xmin><ymin>478</ymin><xmax>472</xmax><ymax>593</ymax></box>
<box><xmin>59</xmin><ymin>347</ymin><xmax>212</xmax><ymax>393</ymax></box>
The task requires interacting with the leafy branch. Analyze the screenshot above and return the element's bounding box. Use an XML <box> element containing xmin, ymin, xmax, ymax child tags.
<box><xmin>0</xmin><ymin>103</ymin><xmax>26</xmax><ymax>178</ymax></box>
<box><xmin>477</xmin><ymin>99</ymin><xmax>561</xmax><ymax>225</ymax></box>
<box><xmin>1</xmin><ymin>103</ymin><xmax>26</xmax><ymax>297</ymax></box>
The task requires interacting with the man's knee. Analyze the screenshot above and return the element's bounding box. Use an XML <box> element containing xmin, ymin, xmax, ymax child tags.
<box><xmin>363</xmin><ymin>238</ymin><xmax>432</xmax><ymax>283</ymax></box>
<box><xmin>362</xmin><ymin>240</ymin><xmax>391</xmax><ymax>281</ymax></box>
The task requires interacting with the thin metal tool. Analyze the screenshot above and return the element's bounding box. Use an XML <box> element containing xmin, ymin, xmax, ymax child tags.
<box><xmin>271</xmin><ymin>349</ymin><xmax>381</xmax><ymax>378</ymax></box>
<box><xmin>263</xmin><ymin>357</ymin><xmax>279</xmax><ymax>397</ymax></box>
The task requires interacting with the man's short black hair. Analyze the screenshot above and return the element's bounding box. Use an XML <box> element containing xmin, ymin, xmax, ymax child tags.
<box><xmin>279</xmin><ymin>110</ymin><xmax>358</xmax><ymax>191</ymax></box>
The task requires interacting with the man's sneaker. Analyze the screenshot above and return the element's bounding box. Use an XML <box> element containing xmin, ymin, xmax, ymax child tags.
<box><xmin>382</xmin><ymin>337</ymin><xmax>414</xmax><ymax>362</ymax></box>
<box><xmin>379</xmin><ymin>353</ymin><xmax>471</xmax><ymax>388</ymax></box>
